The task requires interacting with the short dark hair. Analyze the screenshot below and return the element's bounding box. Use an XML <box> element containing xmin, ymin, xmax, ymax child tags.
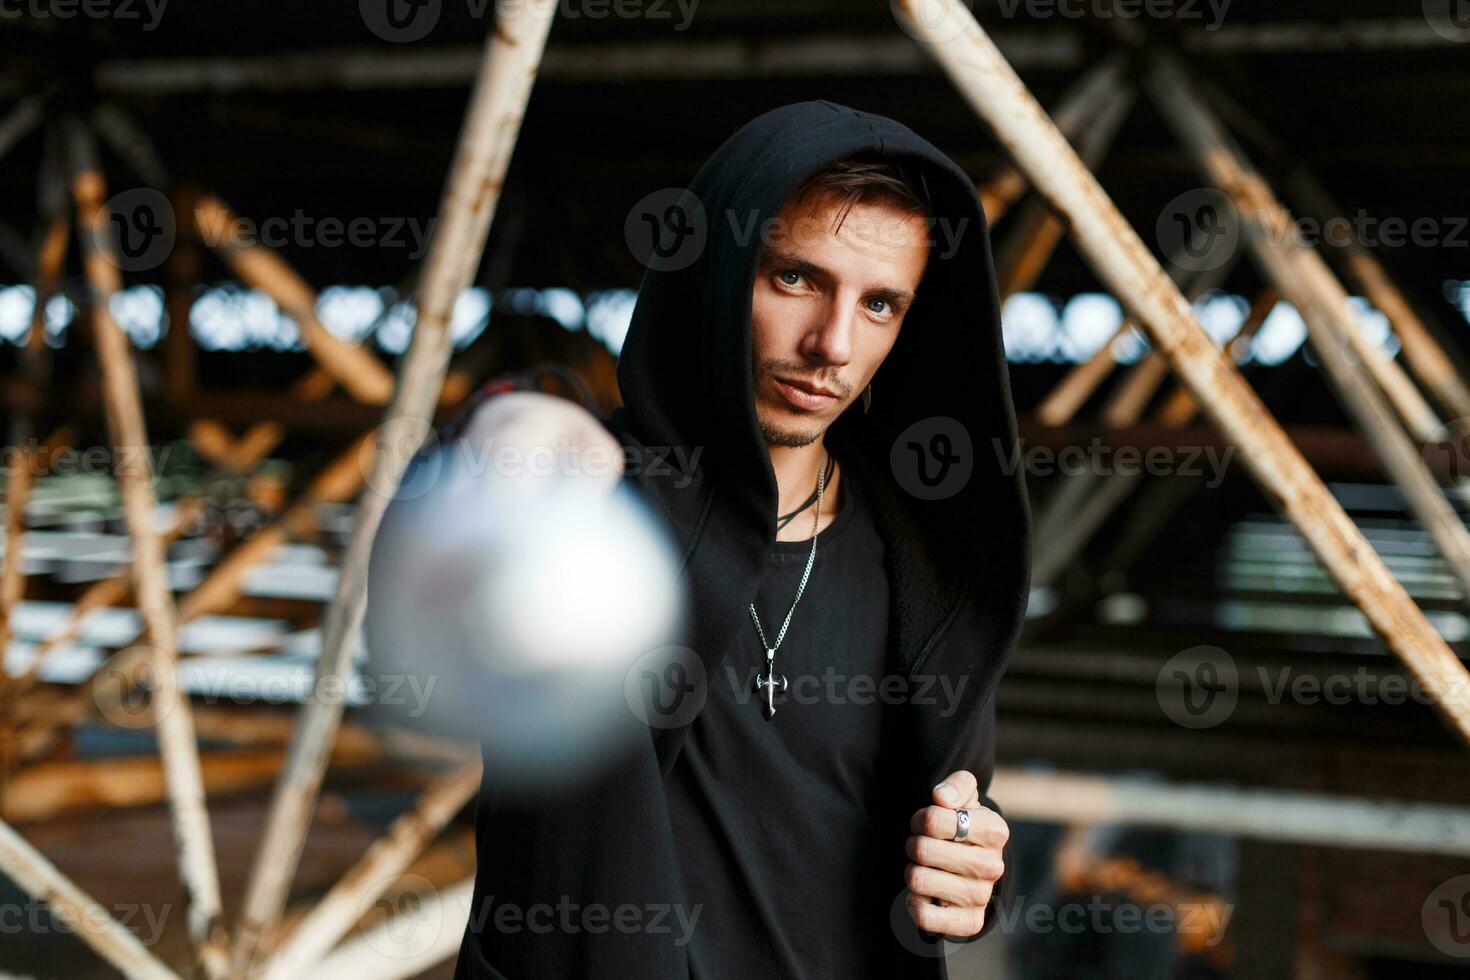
<box><xmin>790</xmin><ymin>156</ymin><xmax>933</xmax><ymax>231</ymax></box>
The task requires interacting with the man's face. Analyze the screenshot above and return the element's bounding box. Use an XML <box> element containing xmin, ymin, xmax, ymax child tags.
<box><xmin>750</xmin><ymin>191</ymin><xmax>930</xmax><ymax>447</ymax></box>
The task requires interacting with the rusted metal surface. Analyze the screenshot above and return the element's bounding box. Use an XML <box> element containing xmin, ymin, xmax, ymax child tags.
<box><xmin>1288</xmin><ymin>168</ymin><xmax>1470</xmax><ymax>429</ymax></box>
<box><xmin>194</xmin><ymin>195</ymin><xmax>397</xmax><ymax>406</ymax></box>
<box><xmin>1030</xmin><ymin>225</ymin><xmax>1244</xmax><ymax>587</ymax></box>
<box><xmin>1035</xmin><ymin>319</ymin><xmax>1132</xmax><ymax>427</ymax></box>
<box><xmin>76</xmin><ymin>428</ymin><xmax>374</xmax><ymax>716</ymax></box>
<box><xmin>1198</xmin><ymin>76</ymin><xmax>1470</xmax><ymax>431</ymax></box>
<box><xmin>1099</xmin><ymin>249</ymin><xmax>1242</xmax><ymax>427</ymax></box>
<box><xmin>1016</xmin><ymin>421</ymin><xmax>1440</xmax><ymax>484</ymax></box>
<box><xmin>14</xmin><ymin>496</ymin><xmax>202</xmax><ymax>698</ymax></box>
<box><xmin>26</xmin><ymin>215</ymin><xmax>67</xmax><ymax>360</ymax></box>
<box><xmin>0</xmin><ymin>818</ymin><xmax>183</xmax><ymax>979</ymax></box>
<box><xmin>229</xmin><ymin>10</ymin><xmax>559</xmax><ymax>974</ymax></box>
<box><xmin>1145</xmin><ymin>62</ymin><xmax>1438</xmax><ymax>443</ymax></box>
<box><xmin>0</xmin><ymin>444</ymin><xmax>34</xmax><ymax>799</ymax></box>
<box><xmin>1032</xmin><ymin>303</ymin><xmax>1253</xmax><ymax>589</ymax></box>
<box><xmin>66</xmin><ymin>119</ymin><xmax>231</xmax><ymax>977</ymax></box>
<box><xmin>1033</xmin><ymin>206</ymin><xmax>1240</xmax><ymax>431</ymax></box>
<box><xmin>992</xmin><ymin>767</ymin><xmax>1470</xmax><ymax>855</ymax></box>
<box><xmin>1145</xmin><ymin>53</ymin><xmax>1470</xmax><ymax>607</ymax></box>
<box><xmin>73</xmin><ymin>344</ymin><xmax>489</xmax><ymax>714</ymax></box>
<box><xmin>995</xmin><ymin>82</ymin><xmax>1135</xmax><ymax>298</ymax></box>
<box><xmin>896</xmin><ymin>0</ymin><xmax>1470</xmax><ymax>742</ymax></box>
<box><xmin>3</xmin><ymin>743</ymin><xmax>383</xmax><ymax>824</ymax></box>
<box><xmin>1156</xmin><ymin>288</ymin><xmax>1278</xmax><ymax>426</ymax></box>
<box><xmin>175</xmin><ymin>429</ymin><xmax>373</xmax><ymax>624</ymax></box>
<box><xmin>262</xmin><ymin>758</ymin><xmax>482</xmax><ymax>978</ymax></box>
<box><xmin>978</xmin><ymin>52</ymin><xmax>1126</xmax><ymax>224</ymax></box>
<box><xmin>311</xmin><ymin>878</ymin><xmax>473</xmax><ymax>979</ymax></box>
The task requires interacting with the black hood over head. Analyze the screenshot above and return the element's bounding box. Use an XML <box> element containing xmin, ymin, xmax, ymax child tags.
<box><xmin>609</xmin><ymin>99</ymin><xmax>1031</xmax><ymax>793</ymax></box>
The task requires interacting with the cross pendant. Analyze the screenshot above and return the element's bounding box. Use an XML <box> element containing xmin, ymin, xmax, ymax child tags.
<box><xmin>753</xmin><ymin>648</ymin><xmax>788</xmax><ymax>719</ymax></box>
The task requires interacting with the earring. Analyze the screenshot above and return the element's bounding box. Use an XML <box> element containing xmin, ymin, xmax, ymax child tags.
<box><xmin>862</xmin><ymin>383</ymin><xmax>872</xmax><ymax>414</ymax></box>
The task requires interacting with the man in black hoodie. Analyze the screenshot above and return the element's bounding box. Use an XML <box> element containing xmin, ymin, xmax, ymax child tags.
<box><xmin>430</xmin><ymin>100</ymin><xmax>1031</xmax><ymax>979</ymax></box>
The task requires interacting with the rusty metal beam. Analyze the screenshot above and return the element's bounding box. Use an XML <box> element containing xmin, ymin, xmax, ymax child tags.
<box><xmin>978</xmin><ymin>52</ymin><xmax>1126</xmax><ymax>225</ymax></box>
<box><xmin>0</xmin><ymin>819</ymin><xmax>181</xmax><ymax>979</ymax></box>
<box><xmin>1143</xmin><ymin>52</ymin><xmax>1470</xmax><ymax>607</ymax></box>
<box><xmin>66</xmin><ymin>119</ymin><xmax>229</xmax><ymax>977</ymax></box>
<box><xmin>1286</xmin><ymin>168</ymin><xmax>1470</xmax><ymax>431</ymax></box>
<box><xmin>261</xmin><ymin>758</ymin><xmax>482</xmax><ymax>978</ymax></box>
<box><xmin>995</xmin><ymin>81</ymin><xmax>1135</xmax><ymax>298</ymax></box>
<box><xmin>194</xmin><ymin>195</ymin><xmax>397</xmax><ymax>406</ymax></box>
<box><xmin>896</xmin><ymin>0</ymin><xmax>1470</xmax><ymax>742</ymax></box>
<box><xmin>229</xmin><ymin>10</ymin><xmax>558</xmax><ymax>974</ymax></box>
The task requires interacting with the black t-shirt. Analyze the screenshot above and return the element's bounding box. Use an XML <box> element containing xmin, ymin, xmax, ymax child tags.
<box><xmin>664</xmin><ymin>467</ymin><xmax>905</xmax><ymax>979</ymax></box>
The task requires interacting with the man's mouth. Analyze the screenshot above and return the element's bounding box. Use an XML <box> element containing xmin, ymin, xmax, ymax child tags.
<box><xmin>773</xmin><ymin>376</ymin><xmax>841</xmax><ymax>412</ymax></box>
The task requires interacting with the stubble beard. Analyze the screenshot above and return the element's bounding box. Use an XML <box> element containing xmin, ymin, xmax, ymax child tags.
<box><xmin>753</xmin><ymin>360</ymin><xmax>848</xmax><ymax>448</ymax></box>
<box><xmin>756</xmin><ymin>404</ymin><xmax>825</xmax><ymax>448</ymax></box>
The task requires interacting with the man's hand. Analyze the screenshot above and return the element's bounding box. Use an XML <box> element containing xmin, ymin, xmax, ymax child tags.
<box><xmin>904</xmin><ymin>769</ymin><xmax>1008</xmax><ymax>940</ymax></box>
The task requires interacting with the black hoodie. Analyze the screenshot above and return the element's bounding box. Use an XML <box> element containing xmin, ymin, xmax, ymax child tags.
<box><xmin>453</xmin><ymin>99</ymin><xmax>1030</xmax><ymax>980</ymax></box>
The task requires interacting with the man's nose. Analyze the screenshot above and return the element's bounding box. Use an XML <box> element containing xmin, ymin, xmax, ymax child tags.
<box><xmin>800</xmin><ymin>301</ymin><xmax>854</xmax><ymax>366</ymax></box>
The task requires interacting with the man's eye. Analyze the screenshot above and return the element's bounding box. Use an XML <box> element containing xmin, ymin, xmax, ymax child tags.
<box><xmin>867</xmin><ymin>298</ymin><xmax>889</xmax><ymax>314</ymax></box>
<box><xmin>777</xmin><ymin>270</ymin><xmax>804</xmax><ymax>287</ymax></box>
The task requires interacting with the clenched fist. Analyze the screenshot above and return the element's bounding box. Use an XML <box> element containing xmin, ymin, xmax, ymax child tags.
<box><xmin>904</xmin><ymin>769</ymin><xmax>1008</xmax><ymax>940</ymax></box>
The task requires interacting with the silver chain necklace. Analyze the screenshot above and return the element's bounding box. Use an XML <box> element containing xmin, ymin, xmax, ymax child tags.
<box><xmin>749</xmin><ymin>450</ymin><xmax>827</xmax><ymax>719</ymax></box>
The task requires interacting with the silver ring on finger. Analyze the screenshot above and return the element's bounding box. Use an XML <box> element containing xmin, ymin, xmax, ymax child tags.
<box><xmin>953</xmin><ymin>807</ymin><xmax>970</xmax><ymax>841</ymax></box>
